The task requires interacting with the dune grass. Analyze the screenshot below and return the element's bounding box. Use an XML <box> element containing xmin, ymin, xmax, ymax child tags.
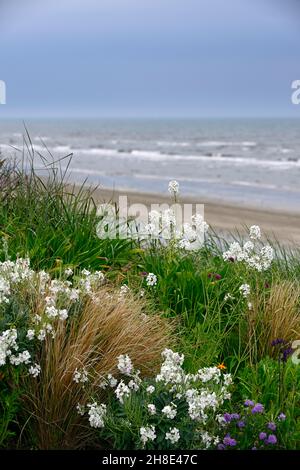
<box><xmin>0</xmin><ymin>142</ymin><xmax>300</xmax><ymax>449</ymax></box>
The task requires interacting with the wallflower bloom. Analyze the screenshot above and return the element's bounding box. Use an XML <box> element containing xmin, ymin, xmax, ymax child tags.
<box><xmin>140</xmin><ymin>425</ymin><xmax>156</xmax><ymax>446</ymax></box>
<box><xmin>249</xmin><ymin>225</ymin><xmax>261</xmax><ymax>240</ymax></box>
<box><xmin>165</xmin><ymin>427</ymin><xmax>180</xmax><ymax>444</ymax></box>
<box><xmin>162</xmin><ymin>404</ymin><xmax>177</xmax><ymax>419</ymax></box>
<box><xmin>28</xmin><ymin>363</ymin><xmax>41</xmax><ymax>377</ymax></box>
<box><xmin>147</xmin><ymin>404</ymin><xmax>156</xmax><ymax>415</ymax></box>
<box><xmin>239</xmin><ymin>284</ymin><xmax>251</xmax><ymax>298</ymax></box>
<box><xmin>117</xmin><ymin>354</ymin><xmax>133</xmax><ymax>376</ymax></box>
<box><xmin>168</xmin><ymin>180</ymin><xmax>179</xmax><ymax>195</ymax></box>
<box><xmin>146</xmin><ymin>273</ymin><xmax>157</xmax><ymax>287</ymax></box>
<box><xmin>87</xmin><ymin>402</ymin><xmax>106</xmax><ymax>428</ymax></box>
<box><xmin>115</xmin><ymin>381</ymin><xmax>131</xmax><ymax>403</ymax></box>
<box><xmin>259</xmin><ymin>432</ymin><xmax>267</xmax><ymax>440</ymax></box>
<box><xmin>73</xmin><ymin>367</ymin><xmax>89</xmax><ymax>384</ymax></box>
<box><xmin>26</xmin><ymin>329</ymin><xmax>35</xmax><ymax>341</ymax></box>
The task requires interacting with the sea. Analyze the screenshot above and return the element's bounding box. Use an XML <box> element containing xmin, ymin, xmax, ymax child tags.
<box><xmin>0</xmin><ymin>118</ymin><xmax>300</xmax><ymax>213</ymax></box>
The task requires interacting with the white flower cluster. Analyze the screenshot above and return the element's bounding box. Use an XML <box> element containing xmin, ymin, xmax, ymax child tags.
<box><xmin>140</xmin><ymin>425</ymin><xmax>156</xmax><ymax>446</ymax></box>
<box><xmin>177</xmin><ymin>214</ymin><xmax>209</xmax><ymax>251</ymax></box>
<box><xmin>29</xmin><ymin>363</ymin><xmax>41</xmax><ymax>377</ymax></box>
<box><xmin>115</xmin><ymin>380</ymin><xmax>131</xmax><ymax>404</ymax></box>
<box><xmin>168</xmin><ymin>180</ymin><xmax>179</xmax><ymax>196</ymax></box>
<box><xmin>239</xmin><ymin>283</ymin><xmax>251</xmax><ymax>298</ymax></box>
<box><xmin>87</xmin><ymin>402</ymin><xmax>107</xmax><ymax>428</ymax></box>
<box><xmin>73</xmin><ymin>367</ymin><xmax>89</xmax><ymax>384</ymax></box>
<box><xmin>222</xmin><ymin>226</ymin><xmax>273</xmax><ymax>271</ymax></box>
<box><xmin>78</xmin><ymin>270</ymin><xmax>105</xmax><ymax>294</ymax></box>
<box><xmin>143</xmin><ymin>208</ymin><xmax>209</xmax><ymax>252</ymax></box>
<box><xmin>117</xmin><ymin>354</ymin><xmax>134</xmax><ymax>376</ymax></box>
<box><xmin>165</xmin><ymin>427</ymin><xmax>180</xmax><ymax>444</ymax></box>
<box><xmin>156</xmin><ymin>349</ymin><xmax>185</xmax><ymax>384</ymax></box>
<box><xmin>146</xmin><ymin>273</ymin><xmax>157</xmax><ymax>287</ymax></box>
<box><xmin>0</xmin><ymin>328</ymin><xmax>42</xmax><ymax>376</ymax></box>
<box><xmin>0</xmin><ymin>258</ymin><xmax>34</xmax><ymax>304</ymax></box>
<box><xmin>162</xmin><ymin>403</ymin><xmax>177</xmax><ymax>419</ymax></box>
<box><xmin>79</xmin><ymin>349</ymin><xmax>232</xmax><ymax>449</ymax></box>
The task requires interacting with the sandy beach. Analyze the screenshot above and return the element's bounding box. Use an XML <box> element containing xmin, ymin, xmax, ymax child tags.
<box><xmin>86</xmin><ymin>186</ymin><xmax>300</xmax><ymax>245</ymax></box>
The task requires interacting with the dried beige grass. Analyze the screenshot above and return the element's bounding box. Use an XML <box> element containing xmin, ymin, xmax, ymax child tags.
<box><xmin>22</xmin><ymin>288</ymin><xmax>173</xmax><ymax>449</ymax></box>
<box><xmin>247</xmin><ymin>281</ymin><xmax>300</xmax><ymax>362</ymax></box>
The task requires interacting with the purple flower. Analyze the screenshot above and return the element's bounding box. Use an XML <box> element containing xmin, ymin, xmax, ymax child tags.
<box><xmin>223</xmin><ymin>413</ymin><xmax>232</xmax><ymax>423</ymax></box>
<box><xmin>237</xmin><ymin>420</ymin><xmax>245</xmax><ymax>428</ymax></box>
<box><xmin>271</xmin><ymin>338</ymin><xmax>285</xmax><ymax>347</ymax></box>
<box><xmin>231</xmin><ymin>413</ymin><xmax>240</xmax><ymax>420</ymax></box>
<box><xmin>251</xmin><ymin>403</ymin><xmax>264</xmax><ymax>414</ymax></box>
<box><xmin>223</xmin><ymin>434</ymin><xmax>237</xmax><ymax>447</ymax></box>
<box><xmin>259</xmin><ymin>432</ymin><xmax>267</xmax><ymax>441</ymax></box>
<box><xmin>217</xmin><ymin>443</ymin><xmax>226</xmax><ymax>450</ymax></box>
<box><xmin>252</xmin><ymin>447</ymin><xmax>257</xmax><ymax>451</ymax></box>
<box><xmin>214</xmin><ymin>273</ymin><xmax>222</xmax><ymax>280</ymax></box>
<box><xmin>278</xmin><ymin>413</ymin><xmax>286</xmax><ymax>421</ymax></box>
<box><xmin>266</xmin><ymin>434</ymin><xmax>277</xmax><ymax>445</ymax></box>
<box><xmin>268</xmin><ymin>422</ymin><xmax>276</xmax><ymax>431</ymax></box>
<box><xmin>244</xmin><ymin>399</ymin><xmax>254</xmax><ymax>407</ymax></box>
<box><xmin>282</xmin><ymin>347</ymin><xmax>293</xmax><ymax>362</ymax></box>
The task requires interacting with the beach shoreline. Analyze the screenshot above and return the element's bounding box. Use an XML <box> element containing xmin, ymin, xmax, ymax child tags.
<box><xmin>74</xmin><ymin>184</ymin><xmax>300</xmax><ymax>245</ymax></box>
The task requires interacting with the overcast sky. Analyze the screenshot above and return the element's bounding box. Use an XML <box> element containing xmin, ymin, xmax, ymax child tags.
<box><xmin>0</xmin><ymin>0</ymin><xmax>300</xmax><ymax>118</ymax></box>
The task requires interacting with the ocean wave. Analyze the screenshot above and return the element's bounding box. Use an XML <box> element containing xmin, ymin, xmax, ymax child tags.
<box><xmin>1</xmin><ymin>143</ymin><xmax>299</xmax><ymax>170</ymax></box>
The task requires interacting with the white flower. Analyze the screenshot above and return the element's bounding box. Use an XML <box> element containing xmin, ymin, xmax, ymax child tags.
<box><xmin>107</xmin><ymin>374</ymin><xmax>118</xmax><ymax>388</ymax></box>
<box><xmin>146</xmin><ymin>385</ymin><xmax>155</xmax><ymax>394</ymax></box>
<box><xmin>146</xmin><ymin>273</ymin><xmax>157</xmax><ymax>287</ymax></box>
<box><xmin>140</xmin><ymin>425</ymin><xmax>156</xmax><ymax>446</ymax></box>
<box><xmin>200</xmin><ymin>431</ymin><xmax>214</xmax><ymax>449</ymax></box>
<box><xmin>165</xmin><ymin>427</ymin><xmax>180</xmax><ymax>444</ymax></box>
<box><xmin>162</xmin><ymin>404</ymin><xmax>177</xmax><ymax>419</ymax></box>
<box><xmin>248</xmin><ymin>302</ymin><xmax>253</xmax><ymax>310</ymax></box>
<box><xmin>117</xmin><ymin>354</ymin><xmax>133</xmax><ymax>376</ymax></box>
<box><xmin>156</xmin><ymin>349</ymin><xmax>185</xmax><ymax>384</ymax></box>
<box><xmin>87</xmin><ymin>402</ymin><xmax>106</xmax><ymax>428</ymax></box>
<box><xmin>224</xmin><ymin>293</ymin><xmax>234</xmax><ymax>302</ymax></box>
<box><xmin>168</xmin><ymin>180</ymin><xmax>179</xmax><ymax>195</ymax></box>
<box><xmin>64</xmin><ymin>268</ymin><xmax>73</xmax><ymax>276</ymax></box>
<box><xmin>147</xmin><ymin>404</ymin><xmax>156</xmax><ymax>415</ymax></box>
<box><xmin>10</xmin><ymin>350</ymin><xmax>31</xmax><ymax>365</ymax></box>
<box><xmin>128</xmin><ymin>379</ymin><xmax>140</xmax><ymax>391</ymax></box>
<box><xmin>58</xmin><ymin>309</ymin><xmax>68</xmax><ymax>320</ymax></box>
<box><xmin>249</xmin><ymin>225</ymin><xmax>261</xmax><ymax>240</ymax></box>
<box><xmin>37</xmin><ymin>329</ymin><xmax>46</xmax><ymax>341</ymax></box>
<box><xmin>197</xmin><ymin>367</ymin><xmax>221</xmax><ymax>384</ymax></box>
<box><xmin>81</xmin><ymin>269</ymin><xmax>91</xmax><ymax>276</ymax></box>
<box><xmin>0</xmin><ymin>329</ymin><xmax>18</xmax><ymax>366</ymax></box>
<box><xmin>73</xmin><ymin>367</ymin><xmax>89</xmax><ymax>384</ymax></box>
<box><xmin>239</xmin><ymin>284</ymin><xmax>251</xmax><ymax>298</ymax></box>
<box><xmin>45</xmin><ymin>305</ymin><xmax>58</xmax><ymax>318</ymax></box>
<box><xmin>26</xmin><ymin>329</ymin><xmax>35</xmax><ymax>341</ymax></box>
<box><xmin>76</xmin><ymin>403</ymin><xmax>85</xmax><ymax>416</ymax></box>
<box><xmin>29</xmin><ymin>363</ymin><xmax>41</xmax><ymax>377</ymax></box>
<box><xmin>115</xmin><ymin>380</ymin><xmax>131</xmax><ymax>403</ymax></box>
